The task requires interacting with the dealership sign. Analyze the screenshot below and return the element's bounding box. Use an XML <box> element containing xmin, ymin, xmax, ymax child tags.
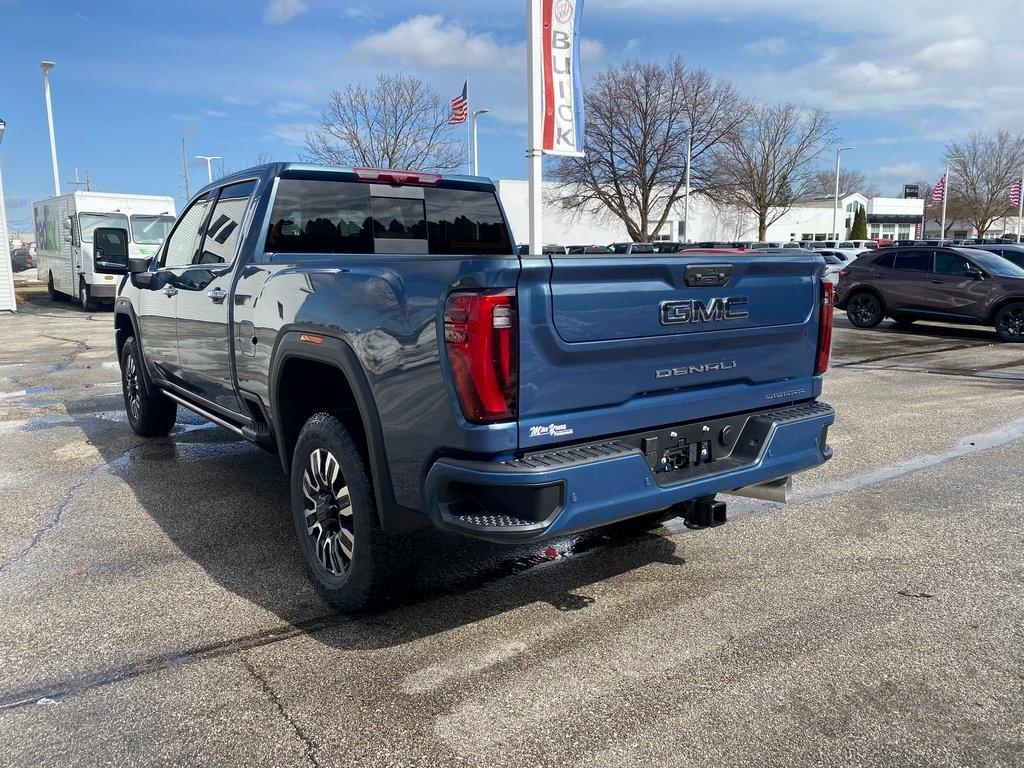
<box><xmin>541</xmin><ymin>0</ymin><xmax>586</xmax><ymax>156</ymax></box>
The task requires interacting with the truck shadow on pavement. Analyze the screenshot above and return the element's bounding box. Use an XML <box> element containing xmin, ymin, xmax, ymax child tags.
<box><xmin>75</xmin><ymin>410</ymin><xmax>688</xmax><ymax>651</ymax></box>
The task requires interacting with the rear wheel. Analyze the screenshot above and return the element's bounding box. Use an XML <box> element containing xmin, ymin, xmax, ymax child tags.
<box><xmin>994</xmin><ymin>302</ymin><xmax>1024</xmax><ymax>342</ymax></box>
<box><xmin>120</xmin><ymin>337</ymin><xmax>177</xmax><ymax>436</ymax></box>
<box><xmin>846</xmin><ymin>292</ymin><xmax>883</xmax><ymax>328</ymax></box>
<box><xmin>290</xmin><ymin>412</ymin><xmax>421</xmax><ymax>612</ymax></box>
<box><xmin>47</xmin><ymin>272</ymin><xmax>68</xmax><ymax>302</ymax></box>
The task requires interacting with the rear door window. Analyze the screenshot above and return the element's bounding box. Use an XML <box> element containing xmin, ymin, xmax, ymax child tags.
<box><xmin>894</xmin><ymin>250</ymin><xmax>931</xmax><ymax>272</ymax></box>
<box><xmin>872</xmin><ymin>252</ymin><xmax>895</xmax><ymax>269</ymax></box>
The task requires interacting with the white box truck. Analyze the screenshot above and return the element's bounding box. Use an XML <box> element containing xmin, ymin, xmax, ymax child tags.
<box><xmin>34</xmin><ymin>192</ymin><xmax>176</xmax><ymax>310</ymax></box>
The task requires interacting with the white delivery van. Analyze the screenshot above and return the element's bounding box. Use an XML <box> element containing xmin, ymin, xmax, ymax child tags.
<box><xmin>34</xmin><ymin>192</ymin><xmax>176</xmax><ymax>310</ymax></box>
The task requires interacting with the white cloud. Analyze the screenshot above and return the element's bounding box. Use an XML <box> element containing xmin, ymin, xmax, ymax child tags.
<box><xmin>834</xmin><ymin>62</ymin><xmax>920</xmax><ymax>90</ymax></box>
<box><xmin>204</xmin><ymin>109</ymin><xmax>229</xmax><ymax>118</ymax></box>
<box><xmin>268</xmin><ymin>100</ymin><xmax>312</xmax><ymax>116</ymax></box>
<box><xmin>263</xmin><ymin>0</ymin><xmax>308</xmax><ymax>26</ymax></box>
<box><xmin>916</xmin><ymin>36</ymin><xmax>984</xmax><ymax>70</ymax></box>
<box><xmin>742</xmin><ymin>37</ymin><xmax>786</xmax><ymax>55</ymax></box>
<box><xmin>267</xmin><ymin>123</ymin><xmax>311</xmax><ymax>146</ymax></box>
<box><xmin>349</xmin><ymin>15</ymin><xmax>521</xmax><ymax>70</ymax></box>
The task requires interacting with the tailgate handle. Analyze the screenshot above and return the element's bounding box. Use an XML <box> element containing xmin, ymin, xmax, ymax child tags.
<box><xmin>685</xmin><ymin>264</ymin><xmax>733</xmax><ymax>287</ymax></box>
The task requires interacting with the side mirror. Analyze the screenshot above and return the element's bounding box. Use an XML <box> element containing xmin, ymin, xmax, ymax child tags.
<box><xmin>965</xmin><ymin>267</ymin><xmax>985</xmax><ymax>280</ymax></box>
<box><xmin>93</xmin><ymin>227</ymin><xmax>130</xmax><ymax>274</ymax></box>
<box><xmin>128</xmin><ymin>256</ymin><xmax>151</xmax><ymax>274</ymax></box>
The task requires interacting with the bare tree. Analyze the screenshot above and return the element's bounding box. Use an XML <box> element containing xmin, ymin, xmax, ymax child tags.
<box><xmin>549</xmin><ymin>57</ymin><xmax>745</xmax><ymax>242</ymax></box>
<box><xmin>918</xmin><ymin>180</ymin><xmax>972</xmax><ymax>237</ymax></box>
<box><xmin>303</xmin><ymin>73</ymin><xmax>463</xmax><ymax>172</ymax></box>
<box><xmin>945</xmin><ymin>131</ymin><xmax>1024</xmax><ymax>236</ymax></box>
<box><xmin>809</xmin><ymin>167</ymin><xmax>878</xmax><ymax>198</ymax></box>
<box><xmin>712</xmin><ymin>103</ymin><xmax>836</xmax><ymax>240</ymax></box>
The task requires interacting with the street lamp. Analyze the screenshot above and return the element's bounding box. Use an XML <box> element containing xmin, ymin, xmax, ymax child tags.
<box><xmin>0</xmin><ymin>117</ymin><xmax>16</xmax><ymax>313</ymax></box>
<box><xmin>832</xmin><ymin>146</ymin><xmax>853</xmax><ymax>243</ymax></box>
<box><xmin>40</xmin><ymin>60</ymin><xmax>60</xmax><ymax>197</ymax></box>
<box><xmin>683</xmin><ymin>133</ymin><xmax>692</xmax><ymax>243</ymax></box>
<box><xmin>471</xmin><ymin>109</ymin><xmax>490</xmax><ymax>176</ymax></box>
<box><xmin>195</xmin><ymin>155</ymin><xmax>222</xmax><ymax>184</ymax></box>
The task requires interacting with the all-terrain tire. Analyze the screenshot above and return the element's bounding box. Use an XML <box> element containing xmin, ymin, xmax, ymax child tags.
<box><xmin>290</xmin><ymin>412</ymin><xmax>422</xmax><ymax>612</ymax></box>
<box><xmin>120</xmin><ymin>337</ymin><xmax>177</xmax><ymax>437</ymax></box>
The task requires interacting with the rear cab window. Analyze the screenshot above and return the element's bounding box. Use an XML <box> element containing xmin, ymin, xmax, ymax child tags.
<box><xmin>263</xmin><ymin>177</ymin><xmax>512</xmax><ymax>260</ymax></box>
<box><xmin>894</xmin><ymin>251</ymin><xmax>931</xmax><ymax>272</ymax></box>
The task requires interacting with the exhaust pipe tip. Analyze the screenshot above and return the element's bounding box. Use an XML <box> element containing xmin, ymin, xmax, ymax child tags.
<box><xmin>724</xmin><ymin>476</ymin><xmax>793</xmax><ymax>504</ymax></box>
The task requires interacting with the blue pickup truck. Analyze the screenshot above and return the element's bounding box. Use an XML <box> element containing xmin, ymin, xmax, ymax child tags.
<box><xmin>109</xmin><ymin>163</ymin><xmax>835</xmax><ymax>610</ymax></box>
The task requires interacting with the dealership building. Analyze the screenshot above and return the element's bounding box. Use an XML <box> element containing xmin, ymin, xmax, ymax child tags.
<box><xmin>496</xmin><ymin>180</ymin><xmax>925</xmax><ymax>245</ymax></box>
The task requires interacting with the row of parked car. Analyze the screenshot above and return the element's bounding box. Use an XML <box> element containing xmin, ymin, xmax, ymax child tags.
<box><xmin>836</xmin><ymin>242</ymin><xmax>1024</xmax><ymax>342</ymax></box>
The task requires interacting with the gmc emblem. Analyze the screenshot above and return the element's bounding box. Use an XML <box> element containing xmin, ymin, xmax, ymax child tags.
<box><xmin>659</xmin><ymin>297</ymin><xmax>749</xmax><ymax>325</ymax></box>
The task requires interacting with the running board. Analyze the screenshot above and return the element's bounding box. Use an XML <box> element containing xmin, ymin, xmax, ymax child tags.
<box><xmin>160</xmin><ymin>389</ymin><xmax>245</xmax><ymax>437</ymax></box>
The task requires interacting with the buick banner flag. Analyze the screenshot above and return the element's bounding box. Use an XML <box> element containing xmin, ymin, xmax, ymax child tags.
<box><xmin>542</xmin><ymin>0</ymin><xmax>586</xmax><ymax>156</ymax></box>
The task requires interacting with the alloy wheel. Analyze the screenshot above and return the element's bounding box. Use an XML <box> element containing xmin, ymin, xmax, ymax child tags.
<box><xmin>848</xmin><ymin>295</ymin><xmax>879</xmax><ymax>327</ymax></box>
<box><xmin>124</xmin><ymin>354</ymin><xmax>141</xmax><ymax>420</ymax></box>
<box><xmin>997</xmin><ymin>305</ymin><xmax>1024</xmax><ymax>338</ymax></box>
<box><xmin>301</xmin><ymin>448</ymin><xmax>354</xmax><ymax>576</ymax></box>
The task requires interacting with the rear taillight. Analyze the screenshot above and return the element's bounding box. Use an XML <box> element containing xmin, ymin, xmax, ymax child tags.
<box><xmin>815</xmin><ymin>281</ymin><xmax>834</xmax><ymax>375</ymax></box>
<box><xmin>838</xmin><ymin>269</ymin><xmax>849</xmax><ymax>278</ymax></box>
<box><xmin>444</xmin><ymin>291</ymin><xmax>517</xmax><ymax>422</ymax></box>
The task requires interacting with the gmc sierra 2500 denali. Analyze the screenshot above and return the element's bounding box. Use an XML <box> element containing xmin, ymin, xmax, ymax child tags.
<box><xmin>112</xmin><ymin>163</ymin><xmax>836</xmax><ymax>611</ymax></box>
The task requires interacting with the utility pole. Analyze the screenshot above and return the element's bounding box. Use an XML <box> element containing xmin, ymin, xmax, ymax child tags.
<box><xmin>181</xmin><ymin>138</ymin><xmax>191</xmax><ymax>201</ymax></box>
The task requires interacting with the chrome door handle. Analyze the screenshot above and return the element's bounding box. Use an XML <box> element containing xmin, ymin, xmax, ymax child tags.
<box><xmin>162</xmin><ymin>285</ymin><xmax>178</xmax><ymax>297</ymax></box>
<box><xmin>206</xmin><ymin>287</ymin><xmax>227</xmax><ymax>304</ymax></box>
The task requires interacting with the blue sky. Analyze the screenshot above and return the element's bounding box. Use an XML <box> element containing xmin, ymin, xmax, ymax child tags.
<box><xmin>1</xmin><ymin>0</ymin><xmax>1020</xmax><ymax>234</ymax></box>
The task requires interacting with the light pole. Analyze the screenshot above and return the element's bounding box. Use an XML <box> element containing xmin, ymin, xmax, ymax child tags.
<box><xmin>40</xmin><ymin>61</ymin><xmax>60</xmax><ymax>197</ymax></box>
<box><xmin>471</xmin><ymin>109</ymin><xmax>490</xmax><ymax>176</ymax></box>
<box><xmin>832</xmin><ymin>146</ymin><xmax>853</xmax><ymax>242</ymax></box>
<box><xmin>682</xmin><ymin>133</ymin><xmax>692</xmax><ymax>243</ymax></box>
<box><xmin>939</xmin><ymin>155</ymin><xmax>966</xmax><ymax>242</ymax></box>
<box><xmin>195</xmin><ymin>155</ymin><xmax>222</xmax><ymax>184</ymax></box>
<box><xmin>0</xmin><ymin>118</ymin><xmax>16</xmax><ymax>312</ymax></box>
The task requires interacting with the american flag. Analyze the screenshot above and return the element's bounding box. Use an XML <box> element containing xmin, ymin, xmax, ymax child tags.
<box><xmin>1011</xmin><ymin>179</ymin><xmax>1022</xmax><ymax>209</ymax></box>
<box><xmin>931</xmin><ymin>173</ymin><xmax>947</xmax><ymax>203</ymax></box>
<box><xmin>448</xmin><ymin>81</ymin><xmax>468</xmax><ymax>125</ymax></box>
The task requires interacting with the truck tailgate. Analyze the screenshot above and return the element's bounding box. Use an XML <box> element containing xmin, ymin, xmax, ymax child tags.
<box><xmin>516</xmin><ymin>254</ymin><xmax>824</xmax><ymax>448</ymax></box>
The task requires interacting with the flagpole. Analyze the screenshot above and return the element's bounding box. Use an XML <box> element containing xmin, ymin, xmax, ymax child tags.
<box><xmin>1017</xmin><ymin>166</ymin><xmax>1023</xmax><ymax>244</ymax></box>
<box><xmin>939</xmin><ymin>163</ymin><xmax>949</xmax><ymax>242</ymax></box>
<box><xmin>526</xmin><ymin>0</ymin><xmax>543</xmax><ymax>256</ymax></box>
<box><xmin>465</xmin><ymin>73</ymin><xmax>471</xmax><ymax>175</ymax></box>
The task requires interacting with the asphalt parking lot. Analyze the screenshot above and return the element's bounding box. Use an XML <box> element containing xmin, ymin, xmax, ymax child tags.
<box><xmin>1</xmin><ymin>288</ymin><xmax>1023</xmax><ymax>767</ymax></box>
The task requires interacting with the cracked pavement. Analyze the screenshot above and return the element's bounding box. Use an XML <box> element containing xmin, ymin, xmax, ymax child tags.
<box><xmin>1</xmin><ymin>290</ymin><xmax>1023</xmax><ymax>767</ymax></box>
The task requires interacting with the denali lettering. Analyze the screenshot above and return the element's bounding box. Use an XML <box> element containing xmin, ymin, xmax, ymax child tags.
<box><xmin>660</xmin><ymin>297</ymin><xmax>749</xmax><ymax>325</ymax></box>
<box><xmin>656</xmin><ymin>361</ymin><xmax>738</xmax><ymax>379</ymax></box>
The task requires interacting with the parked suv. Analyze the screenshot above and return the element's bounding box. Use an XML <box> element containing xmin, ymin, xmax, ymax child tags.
<box><xmin>963</xmin><ymin>243</ymin><xmax>1024</xmax><ymax>271</ymax></box>
<box><xmin>836</xmin><ymin>246</ymin><xmax>1024</xmax><ymax>341</ymax></box>
<box><xmin>111</xmin><ymin>163</ymin><xmax>836</xmax><ymax>610</ymax></box>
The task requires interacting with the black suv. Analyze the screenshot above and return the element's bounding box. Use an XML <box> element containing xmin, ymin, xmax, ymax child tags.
<box><xmin>836</xmin><ymin>246</ymin><xmax>1024</xmax><ymax>341</ymax></box>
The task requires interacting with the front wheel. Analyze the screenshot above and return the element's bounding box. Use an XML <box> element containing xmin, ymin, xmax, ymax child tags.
<box><xmin>846</xmin><ymin>292</ymin><xmax>883</xmax><ymax>328</ymax></box>
<box><xmin>290</xmin><ymin>412</ymin><xmax>421</xmax><ymax>612</ymax></box>
<box><xmin>80</xmin><ymin>282</ymin><xmax>99</xmax><ymax>312</ymax></box>
<box><xmin>994</xmin><ymin>302</ymin><xmax>1024</xmax><ymax>342</ymax></box>
<box><xmin>120</xmin><ymin>337</ymin><xmax>177</xmax><ymax>436</ymax></box>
